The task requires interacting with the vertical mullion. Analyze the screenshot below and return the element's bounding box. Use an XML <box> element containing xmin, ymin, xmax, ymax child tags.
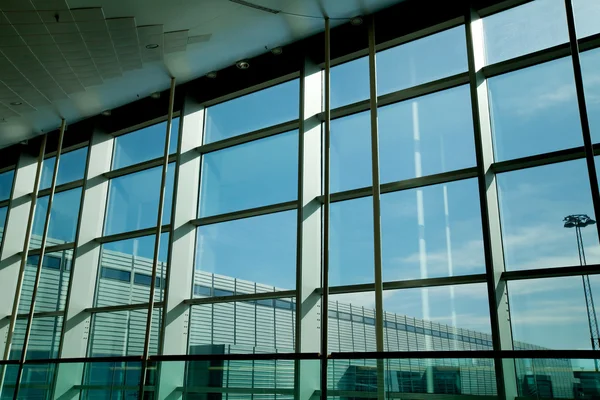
<box><xmin>367</xmin><ymin>14</ymin><xmax>386</xmax><ymax>399</ymax></box>
<box><xmin>465</xmin><ymin>7</ymin><xmax>517</xmax><ymax>399</ymax></box>
<box><xmin>139</xmin><ymin>77</ymin><xmax>176</xmax><ymax>397</ymax></box>
<box><xmin>564</xmin><ymin>0</ymin><xmax>600</xmax><ymax>242</ymax></box>
<box><xmin>2</xmin><ymin>135</ymin><xmax>46</xmax><ymax>362</ymax></box>
<box><xmin>13</xmin><ymin>120</ymin><xmax>66</xmax><ymax>398</ymax></box>
<box><xmin>320</xmin><ymin>16</ymin><xmax>331</xmax><ymax>400</ymax></box>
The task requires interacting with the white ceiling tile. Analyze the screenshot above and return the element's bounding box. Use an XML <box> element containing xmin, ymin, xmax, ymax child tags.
<box><xmin>109</xmin><ymin>28</ymin><xmax>137</xmax><ymax>40</ymax></box>
<box><xmin>21</xmin><ymin>95</ymin><xmax>48</xmax><ymax>108</ymax></box>
<box><xmin>61</xmin><ymin>49</ymin><xmax>89</xmax><ymax>60</ymax></box>
<box><xmin>70</xmin><ymin>8</ymin><xmax>104</xmax><ymax>22</ymax></box>
<box><xmin>0</xmin><ymin>0</ymin><xmax>35</xmax><ymax>11</ymax></box>
<box><xmin>45</xmin><ymin>22</ymin><xmax>78</xmax><ymax>34</ymax></box>
<box><xmin>58</xmin><ymin>84</ymin><xmax>84</xmax><ymax>94</ymax></box>
<box><xmin>79</xmin><ymin>75</ymin><xmax>102</xmax><ymax>87</ymax></box>
<box><xmin>9</xmin><ymin>102</ymin><xmax>36</xmax><ymax>113</ymax></box>
<box><xmin>22</xmin><ymin>34</ymin><xmax>54</xmax><ymax>45</ymax></box>
<box><xmin>52</xmin><ymin>33</ymin><xmax>82</xmax><ymax>44</ymax></box>
<box><xmin>43</xmin><ymin>59</ymin><xmax>70</xmax><ymax>70</ymax></box>
<box><xmin>187</xmin><ymin>34</ymin><xmax>211</xmax><ymax>44</ymax></box>
<box><xmin>81</xmin><ymin>31</ymin><xmax>111</xmax><ymax>43</ymax></box>
<box><xmin>164</xmin><ymin>30</ymin><xmax>188</xmax><ymax>42</ymax></box>
<box><xmin>76</xmin><ymin>20</ymin><xmax>107</xmax><ymax>33</ymax></box>
<box><xmin>137</xmin><ymin>25</ymin><xmax>162</xmax><ymax>37</ymax></box>
<box><xmin>58</xmin><ymin>41</ymin><xmax>87</xmax><ymax>52</ymax></box>
<box><xmin>0</xmin><ymin>24</ymin><xmax>18</xmax><ymax>36</ymax></box>
<box><xmin>106</xmin><ymin>18</ymin><xmax>135</xmax><ymax>31</ymax></box>
<box><xmin>113</xmin><ymin>40</ymin><xmax>139</xmax><ymax>50</ymax></box>
<box><xmin>38</xmin><ymin>10</ymin><xmax>73</xmax><ymax>24</ymax></box>
<box><xmin>14</xmin><ymin>23</ymin><xmax>47</xmax><ymax>35</ymax></box>
<box><xmin>32</xmin><ymin>0</ymin><xmax>68</xmax><ymax>10</ymax></box>
<box><xmin>4</xmin><ymin>11</ymin><xmax>41</xmax><ymax>24</ymax></box>
<box><xmin>0</xmin><ymin>35</ymin><xmax>25</xmax><ymax>46</ymax></box>
<box><xmin>117</xmin><ymin>53</ymin><xmax>141</xmax><ymax>63</ymax></box>
<box><xmin>29</xmin><ymin>44</ymin><xmax>59</xmax><ymax>55</ymax></box>
<box><xmin>120</xmin><ymin>60</ymin><xmax>142</xmax><ymax>71</ymax></box>
<box><xmin>67</xmin><ymin>57</ymin><xmax>93</xmax><ymax>67</ymax></box>
<box><xmin>164</xmin><ymin>45</ymin><xmax>186</xmax><ymax>54</ymax></box>
<box><xmin>88</xmin><ymin>48</ymin><xmax>115</xmax><ymax>57</ymax></box>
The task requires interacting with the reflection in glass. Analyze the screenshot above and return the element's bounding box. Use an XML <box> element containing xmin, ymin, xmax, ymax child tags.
<box><xmin>581</xmin><ymin>48</ymin><xmax>600</xmax><ymax>144</ymax></box>
<box><xmin>204</xmin><ymin>80</ymin><xmax>299</xmax><ymax>143</ymax></box>
<box><xmin>112</xmin><ymin>118</ymin><xmax>179</xmax><ymax>170</ymax></box>
<box><xmin>194</xmin><ymin>211</ymin><xmax>296</xmax><ymax>293</ymax></box>
<box><xmin>497</xmin><ymin>160</ymin><xmax>600</xmax><ymax>271</ymax></box>
<box><xmin>489</xmin><ymin>57</ymin><xmax>581</xmax><ymax>161</ymax></box>
<box><xmin>508</xmin><ymin>276</ymin><xmax>598</xmax><ymax>350</ymax></box>
<box><xmin>88</xmin><ymin>308</ymin><xmax>161</xmax><ymax>357</ymax></box>
<box><xmin>31</xmin><ymin>188</ymin><xmax>82</xmax><ymax>249</ymax></box>
<box><xmin>381</xmin><ymin>179</ymin><xmax>484</xmax><ymax>281</ymax></box>
<box><xmin>574</xmin><ymin>0</ymin><xmax>600</xmax><ymax>39</ymax></box>
<box><xmin>377</xmin><ymin>26</ymin><xmax>467</xmax><ymax>96</ymax></box>
<box><xmin>331</xmin><ymin>56</ymin><xmax>369</xmax><ymax>109</ymax></box>
<box><xmin>95</xmin><ymin>234</ymin><xmax>169</xmax><ymax>307</ymax></box>
<box><xmin>330</xmin><ymin>197</ymin><xmax>374</xmax><ymax>286</ymax></box>
<box><xmin>19</xmin><ymin>251</ymin><xmax>72</xmax><ymax>314</ymax></box>
<box><xmin>199</xmin><ymin>131</ymin><xmax>298</xmax><ymax>217</ymax></box>
<box><xmin>188</xmin><ymin>296</ymin><xmax>296</xmax><ymax>355</ymax></box>
<box><xmin>15</xmin><ymin>363</ymin><xmax>57</xmax><ymax>399</ymax></box>
<box><xmin>382</xmin><ymin>284</ymin><xmax>491</xmax><ymax>352</ymax></box>
<box><xmin>328</xmin><ymin>292</ymin><xmax>377</xmax><ymax>353</ymax></box>
<box><xmin>379</xmin><ymin>85</ymin><xmax>475</xmax><ymax>183</ymax></box>
<box><xmin>0</xmin><ymin>169</ymin><xmax>14</xmax><ymax>201</ymax></box>
<box><xmin>40</xmin><ymin>147</ymin><xmax>88</xmax><ymax>190</ymax></box>
<box><xmin>328</xmin><ymin>358</ymin><xmax>497</xmax><ymax>396</ymax></box>
<box><xmin>483</xmin><ymin>0</ymin><xmax>568</xmax><ymax>65</ymax></box>
<box><xmin>0</xmin><ymin>206</ymin><xmax>6</xmax><ymax>243</ymax></box>
<box><xmin>10</xmin><ymin>316</ymin><xmax>63</xmax><ymax>360</ymax></box>
<box><xmin>104</xmin><ymin>164</ymin><xmax>174</xmax><ymax>236</ymax></box>
<box><xmin>83</xmin><ymin>361</ymin><xmax>144</xmax><ymax>399</ymax></box>
<box><xmin>331</xmin><ymin>112</ymin><xmax>371</xmax><ymax>193</ymax></box>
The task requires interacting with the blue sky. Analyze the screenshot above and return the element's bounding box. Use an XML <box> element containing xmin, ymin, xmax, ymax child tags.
<box><xmin>1</xmin><ymin>0</ymin><xmax>600</xmax><ymax>367</ymax></box>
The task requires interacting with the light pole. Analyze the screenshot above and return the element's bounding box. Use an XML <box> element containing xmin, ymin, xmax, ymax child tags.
<box><xmin>563</xmin><ymin>214</ymin><xmax>600</xmax><ymax>371</ymax></box>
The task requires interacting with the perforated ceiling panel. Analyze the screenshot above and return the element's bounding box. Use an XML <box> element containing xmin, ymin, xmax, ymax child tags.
<box><xmin>0</xmin><ymin>0</ymin><xmax>189</xmax><ymax>118</ymax></box>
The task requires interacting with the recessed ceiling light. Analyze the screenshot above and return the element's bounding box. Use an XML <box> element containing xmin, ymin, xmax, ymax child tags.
<box><xmin>10</xmin><ymin>101</ymin><xmax>22</xmax><ymax>106</ymax></box>
<box><xmin>151</xmin><ymin>92</ymin><xmax>161</xmax><ymax>99</ymax></box>
<box><xmin>206</xmin><ymin>71</ymin><xmax>217</xmax><ymax>79</ymax></box>
<box><xmin>271</xmin><ymin>46</ymin><xmax>283</xmax><ymax>55</ymax></box>
<box><xmin>101</xmin><ymin>110</ymin><xmax>111</xmax><ymax>116</ymax></box>
<box><xmin>236</xmin><ymin>60</ymin><xmax>250</xmax><ymax>70</ymax></box>
<box><xmin>145</xmin><ymin>43</ymin><xmax>159</xmax><ymax>49</ymax></box>
<box><xmin>350</xmin><ymin>16</ymin><xmax>363</xmax><ymax>26</ymax></box>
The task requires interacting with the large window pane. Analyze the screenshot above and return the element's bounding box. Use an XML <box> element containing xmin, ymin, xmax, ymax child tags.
<box><xmin>381</xmin><ymin>179</ymin><xmax>485</xmax><ymax>282</ymax></box>
<box><xmin>483</xmin><ymin>0</ymin><xmax>568</xmax><ymax>65</ymax></box>
<box><xmin>330</xmin><ymin>197</ymin><xmax>374</xmax><ymax>286</ymax></box>
<box><xmin>31</xmin><ymin>187</ymin><xmax>82</xmax><ymax>249</ymax></box>
<box><xmin>95</xmin><ymin>234</ymin><xmax>168</xmax><ymax>307</ymax></box>
<box><xmin>204</xmin><ymin>80</ymin><xmax>299</xmax><ymax>144</ymax></box>
<box><xmin>11</xmin><ymin>316</ymin><xmax>63</xmax><ymax>360</ymax></box>
<box><xmin>498</xmin><ymin>160</ymin><xmax>600</xmax><ymax>271</ymax></box>
<box><xmin>194</xmin><ymin>211</ymin><xmax>296</xmax><ymax>293</ymax></box>
<box><xmin>331</xmin><ymin>57</ymin><xmax>369</xmax><ymax>109</ymax></box>
<box><xmin>377</xmin><ymin>26</ymin><xmax>467</xmax><ymax>96</ymax></box>
<box><xmin>489</xmin><ymin>57</ymin><xmax>582</xmax><ymax>161</ymax></box>
<box><xmin>379</xmin><ymin>85</ymin><xmax>475</xmax><ymax>183</ymax></box>
<box><xmin>513</xmin><ymin>358</ymin><xmax>595</xmax><ymax>398</ymax></box>
<box><xmin>88</xmin><ymin>308</ymin><xmax>161</xmax><ymax>357</ymax></box>
<box><xmin>83</xmin><ymin>361</ymin><xmax>143</xmax><ymax>399</ymax></box>
<box><xmin>574</xmin><ymin>0</ymin><xmax>600</xmax><ymax>39</ymax></box>
<box><xmin>112</xmin><ymin>118</ymin><xmax>179</xmax><ymax>170</ymax></box>
<box><xmin>19</xmin><ymin>251</ymin><xmax>72</xmax><ymax>314</ymax></box>
<box><xmin>104</xmin><ymin>164</ymin><xmax>174</xmax><ymax>236</ymax></box>
<box><xmin>331</xmin><ymin>112</ymin><xmax>371</xmax><ymax>193</ymax></box>
<box><xmin>0</xmin><ymin>169</ymin><xmax>14</xmax><ymax>201</ymax></box>
<box><xmin>508</xmin><ymin>276</ymin><xmax>600</xmax><ymax>350</ymax></box>
<box><xmin>40</xmin><ymin>147</ymin><xmax>88</xmax><ymax>190</ymax></box>
<box><xmin>383</xmin><ymin>284</ymin><xmax>491</xmax><ymax>352</ymax></box>
<box><xmin>581</xmin><ymin>48</ymin><xmax>600</xmax><ymax>144</ymax></box>
<box><xmin>199</xmin><ymin>131</ymin><xmax>298</xmax><ymax>217</ymax></box>
<box><xmin>188</xmin><ymin>296</ymin><xmax>296</xmax><ymax>355</ymax></box>
<box><xmin>328</xmin><ymin>292</ymin><xmax>377</xmax><ymax>353</ymax></box>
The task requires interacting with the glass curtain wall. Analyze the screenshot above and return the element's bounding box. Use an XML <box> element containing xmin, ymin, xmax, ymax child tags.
<box><xmin>0</xmin><ymin>0</ymin><xmax>599</xmax><ymax>399</ymax></box>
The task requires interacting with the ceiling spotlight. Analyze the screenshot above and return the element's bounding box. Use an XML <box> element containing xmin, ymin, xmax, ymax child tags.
<box><xmin>206</xmin><ymin>71</ymin><xmax>217</xmax><ymax>79</ymax></box>
<box><xmin>145</xmin><ymin>43</ymin><xmax>159</xmax><ymax>49</ymax></box>
<box><xmin>101</xmin><ymin>109</ymin><xmax>111</xmax><ymax>116</ymax></box>
<box><xmin>10</xmin><ymin>101</ymin><xmax>22</xmax><ymax>106</ymax></box>
<box><xmin>151</xmin><ymin>92</ymin><xmax>161</xmax><ymax>99</ymax></box>
<box><xmin>350</xmin><ymin>16</ymin><xmax>363</xmax><ymax>26</ymax></box>
<box><xmin>271</xmin><ymin>46</ymin><xmax>283</xmax><ymax>55</ymax></box>
<box><xmin>236</xmin><ymin>60</ymin><xmax>250</xmax><ymax>70</ymax></box>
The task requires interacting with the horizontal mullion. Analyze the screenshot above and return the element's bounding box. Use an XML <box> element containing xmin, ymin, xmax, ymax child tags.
<box><xmin>151</xmin><ymin>352</ymin><xmax>319</xmax><ymax>362</ymax></box>
<box><xmin>193</xmin><ymin>200</ymin><xmax>298</xmax><ymax>227</ymax></box>
<box><xmin>37</xmin><ymin>179</ymin><xmax>84</xmax><ymax>198</ymax></box>
<box><xmin>28</xmin><ymin>242</ymin><xmax>75</xmax><ymax>256</ymax></box>
<box><xmin>96</xmin><ymin>224</ymin><xmax>171</xmax><ymax>244</ymax></box>
<box><xmin>478</xmin><ymin>0</ymin><xmax>533</xmax><ymax>18</ymax></box>
<box><xmin>502</xmin><ymin>264</ymin><xmax>600</xmax><ymax>281</ymax></box>
<box><xmin>184</xmin><ymin>289</ymin><xmax>296</xmax><ymax>306</ymax></box>
<box><xmin>180</xmin><ymin>387</ymin><xmax>294</xmax><ymax>395</ymax></box>
<box><xmin>197</xmin><ymin>120</ymin><xmax>299</xmax><ymax>154</ymax></box>
<box><xmin>75</xmin><ymin>385</ymin><xmax>148</xmax><ymax>391</ymax></box>
<box><xmin>85</xmin><ymin>301</ymin><xmax>163</xmax><ymax>314</ymax></box>
<box><xmin>329</xmin><ymin>349</ymin><xmax>600</xmax><ymax>359</ymax></box>
<box><xmin>104</xmin><ymin>154</ymin><xmax>176</xmax><ymax>180</ymax></box>
<box><xmin>492</xmin><ymin>145</ymin><xmax>588</xmax><ymax>174</ymax></box>
<box><xmin>0</xmin><ymin>199</ymin><xmax>9</xmax><ymax>207</ymax></box>
<box><xmin>579</xmin><ymin>32</ymin><xmax>600</xmax><ymax>52</ymax></box>
<box><xmin>483</xmin><ymin>42</ymin><xmax>571</xmax><ymax>79</ymax></box>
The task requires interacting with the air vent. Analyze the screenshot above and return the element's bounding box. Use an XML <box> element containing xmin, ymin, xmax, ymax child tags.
<box><xmin>229</xmin><ymin>0</ymin><xmax>280</xmax><ymax>14</ymax></box>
